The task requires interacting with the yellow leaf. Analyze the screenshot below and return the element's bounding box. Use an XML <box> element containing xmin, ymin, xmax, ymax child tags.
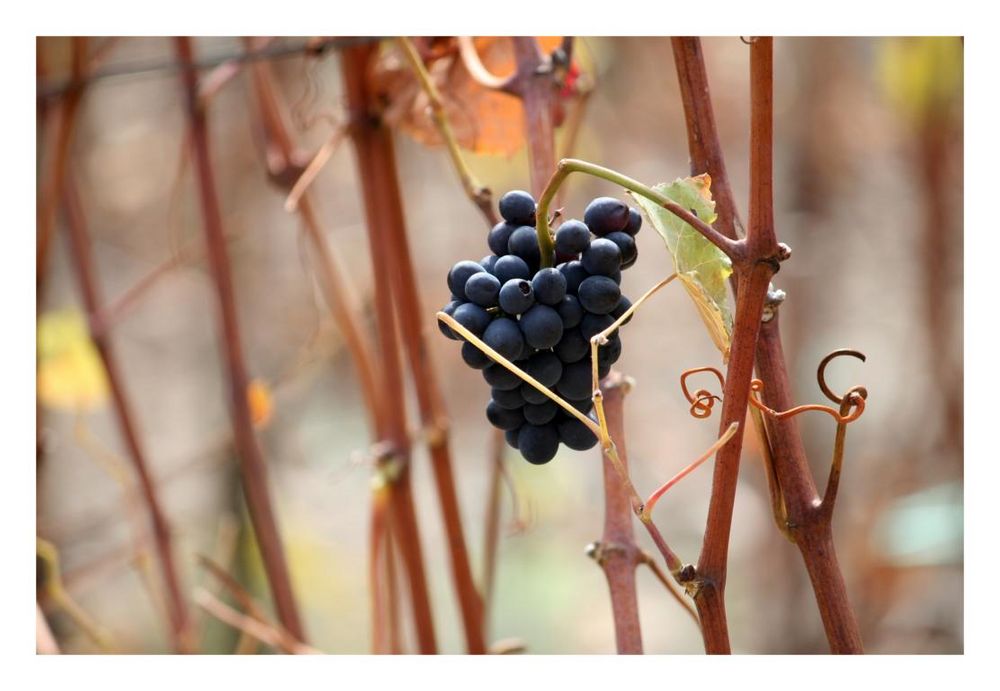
<box><xmin>247</xmin><ymin>379</ymin><xmax>273</xmax><ymax>428</ymax></box>
<box><xmin>37</xmin><ymin>310</ymin><xmax>108</xmax><ymax>411</ymax></box>
<box><xmin>878</xmin><ymin>37</ymin><xmax>963</xmax><ymax>122</ymax></box>
<box><xmin>629</xmin><ymin>175</ymin><xmax>733</xmax><ymax>363</ymax></box>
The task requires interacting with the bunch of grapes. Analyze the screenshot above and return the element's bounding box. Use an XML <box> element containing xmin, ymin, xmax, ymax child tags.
<box><xmin>439</xmin><ymin>190</ymin><xmax>642</xmax><ymax>465</ymax></box>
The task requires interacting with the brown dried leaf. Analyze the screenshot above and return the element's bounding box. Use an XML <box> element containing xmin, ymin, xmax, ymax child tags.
<box><xmin>371</xmin><ymin>37</ymin><xmax>566</xmax><ymax>157</ymax></box>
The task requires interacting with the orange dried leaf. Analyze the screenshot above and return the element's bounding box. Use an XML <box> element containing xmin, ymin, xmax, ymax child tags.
<box><xmin>372</xmin><ymin>37</ymin><xmax>571</xmax><ymax>157</ymax></box>
<box><xmin>247</xmin><ymin>379</ymin><xmax>273</xmax><ymax>428</ymax></box>
<box><xmin>37</xmin><ymin>310</ymin><xmax>108</xmax><ymax>412</ymax></box>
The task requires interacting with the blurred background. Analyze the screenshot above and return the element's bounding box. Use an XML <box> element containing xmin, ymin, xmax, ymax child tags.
<box><xmin>35</xmin><ymin>36</ymin><xmax>963</xmax><ymax>654</ymax></box>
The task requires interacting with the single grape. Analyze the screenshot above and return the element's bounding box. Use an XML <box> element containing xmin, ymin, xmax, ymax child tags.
<box><xmin>465</xmin><ymin>272</ymin><xmax>502</xmax><ymax>308</ymax></box>
<box><xmin>577</xmin><ymin>275</ymin><xmax>622</xmax><ymax>315</ymax></box>
<box><xmin>597</xmin><ymin>334</ymin><xmax>622</xmax><ymax>368</ymax></box>
<box><xmin>597</xmin><ymin>360</ymin><xmax>612</xmax><ymax>380</ymax></box>
<box><xmin>483</xmin><ymin>317</ymin><xmax>524</xmax><ymax>361</ymax></box>
<box><xmin>554</xmin><ymin>219</ymin><xmax>591</xmax><ymax>256</ymax></box>
<box><xmin>556</xmin><ymin>294</ymin><xmax>584</xmax><ymax>329</ymax></box>
<box><xmin>584</xmin><ymin>196</ymin><xmax>630</xmax><ymax>236</ymax></box>
<box><xmin>556</xmin><ymin>360</ymin><xmax>593</xmax><ymax>400</ymax></box>
<box><xmin>520</xmin><ymin>381</ymin><xmax>549</xmax><ymax>405</ymax></box>
<box><xmin>504</xmin><ymin>427</ymin><xmax>521</xmax><ymax>449</ymax></box>
<box><xmin>453</xmin><ymin>302</ymin><xmax>491</xmax><ymax>337</ymax></box>
<box><xmin>519</xmin><ymin>304</ymin><xmax>563</xmax><ymax>349</ymax></box>
<box><xmin>524</xmin><ymin>351</ymin><xmax>563</xmax><ymax>387</ymax></box>
<box><xmin>610</xmin><ymin>295</ymin><xmax>633</xmax><ymax>326</ymax></box>
<box><xmin>492</xmin><ymin>386</ymin><xmax>525</xmax><ymax>410</ymax></box>
<box><xmin>483</xmin><ymin>363</ymin><xmax>521</xmax><ymax>390</ymax></box>
<box><xmin>488</xmin><ymin>221</ymin><xmax>517</xmax><ymax>256</ymax></box>
<box><xmin>517</xmin><ymin>424</ymin><xmax>560</xmax><ymax>465</ymax></box>
<box><xmin>554</xmin><ymin>328</ymin><xmax>589</xmax><ymax>363</ymax></box>
<box><xmin>625</xmin><ymin>207</ymin><xmax>643</xmax><ymax>236</ymax></box>
<box><xmin>523</xmin><ymin>401</ymin><xmax>558</xmax><ymax>426</ymax></box>
<box><xmin>486</xmin><ymin>400</ymin><xmax>525</xmax><ymax>431</ymax></box>
<box><xmin>493</xmin><ymin>255</ymin><xmax>531</xmax><ymax>284</ymax></box>
<box><xmin>498</xmin><ymin>278</ymin><xmax>534</xmax><ymax>315</ymax></box>
<box><xmin>581</xmin><ymin>238</ymin><xmax>622</xmax><ymax>276</ymax></box>
<box><xmin>462</xmin><ymin>341</ymin><xmax>492</xmax><ymax>369</ymax></box>
<box><xmin>566</xmin><ymin>396</ymin><xmax>595</xmax><ymax>415</ymax></box>
<box><xmin>558</xmin><ymin>260</ymin><xmax>590</xmax><ymax>295</ymax></box>
<box><xmin>498</xmin><ymin>190</ymin><xmax>536</xmax><ymax>226</ymax></box>
<box><xmin>558</xmin><ymin>417</ymin><xmax>599</xmax><ymax>451</ymax></box>
<box><xmin>447</xmin><ymin>260</ymin><xmax>485</xmax><ymax>301</ymax></box>
<box><xmin>508</xmin><ymin>226</ymin><xmax>542</xmax><ymax>269</ymax></box>
<box><xmin>480</xmin><ymin>254</ymin><xmax>499</xmax><ymax>273</ymax></box>
<box><xmin>531</xmin><ymin>267</ymin><xmax>567</xmax><ymax>306</ymax></box>
<box><xmin>580</xmin><ymin>312</ymin><xmax>615</xmax><ymax>341</ymax></box>
<box><xmin>604</xmin><ymin>231</ymin><xmax>637</xmax><ymax>269</ymax></box>
<box><xmin>439</xmin><ymin>299</ymin><xmax>462</xmax><ymax>340</ymax></box>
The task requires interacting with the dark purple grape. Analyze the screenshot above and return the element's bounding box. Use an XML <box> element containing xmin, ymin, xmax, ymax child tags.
<box><xmin>554</xmin><ymin>328</ymin><xmax>589</xmax><ymax>363</ymax></box>
<box><xmin>453</xmin><ymin>302</ymin><xmax>491</xmax><ymax>337</ymax></box>
<box><xmin>625</xmin><ymin>208</ymin><xmax>642</xmax><ymax>236</ymax></box>
<box><xmin>492</xmin><ymin>386</ymin><xmax>525</xmax><ymax>410</ymax></box>
<box><xmin>508</xmin><ymin>226</ymin><xmax>542</xmax><ymax>269</ymax></box>
<box><xmin>577</xmin><ymin>275</ymin><xmax>622</xmax><ymax>315</ymax></box>
<box><xmin>518</xmin><ymin>424</ymin><xmax>560</xmax><ymax>465</ymax></box>
<box><xmin>498</xmin><ymin>278</ymin><xmax>534</xmax><ymax>315</ymax></box>
<box><xmin>597</xmin><ymin>334</ymin><xmax>622</xmax><ymax>368</ymax></box>
<box><xmin>519</xmin><ymin>304</ymin><xmax>563</xmax><ymax>349</ymax></box>
<box><xmin>494</xmin><ymin>255</ymin><xmax>531</xmax><ymax>284</ymax></box>
<box><xmin>483</xmin><ymin>363</ymin><xmax>521</xmax><ymax>390</ymax></box>
<box><xmin>531</xmin><ymin>267</ymin><xmax>567</xmax><ymax>306</ymax></box>
<box><xmin>584</xmin><ymin>196</ymin><xmax>630</xmax><ymax>236</ymax></box>
<box><xmin>558</xmin><ymin>260</ymin><xmax>590</xmax><ymax>295</ymax></box>
<box><xmin>447</xmin><ymin>260</ymin><xmax>485</xmax><ymax>300</ymax></box>
<box><xmin>488</xmin><ymin>221</ymin><xmax>517</xmax><ymax>256</ymax></box>
<box><xmin>556</xmin><ymin>360</ymin><xmax>593</xmax><ymax>400</ymax></box>
<box><xmin>554</xmin><ymin>219</ymin><xmax>591</xmax><ymax>256</ymax></box>
<box><xmin>504</xmin><ymin>427</ymin><xmax>521</xmax><ymax>449</ymax></box>
<box><xmin>566</xmin><ymin>396</ymin><xmax>595</xmax><ymax>415</ymax></box>
<box><xmin>462</xmin><ymin>341</ymin><xmax>491</xmax><ymax>369</ymax></box>
<box><xmin>487</xmin><ymin>400</ymin><xmax>525</xmax><ymax>431</ymax></box>
<box><xmin>558</xmin><ymin>417</ymin><xmax>599</xmax><ymax>451</ymax></box>
<box><xmin>610</xmin><ymin>295</ymin><xmax>633</xmax><ymax>326</ymax></box>
<box><xmin>480</xmin><ymin>254</ymin><xmax>499</xmax><ymax>273</ymax></box>
<box><xmin>604</xmin><ymin>231</ymin><xmax>637</xmax><ymax>269</ymax></box>
<box><xmin>580</xmin><ymin>313</ymin><xmax>615</xmax><ymax>341</ymax></box>
<box><xmin>439</xmin><ymin>299</ymin><xmax>462</xmax><ymax>340</ymax></box>
<box><xmin>524</xmin><ymin>351</ymin><xmax>563</xmax><ymax>387</ymax></box>
<box><xmin>483</xmin><ymin>317</ymin><xmax>524</xmax><ymax>361</ymax></box>
<box><xmin>465</xmin><ymin>272</ymin><xmax>502</xmax><ymax>308</ymax></box>
<box><xmin>520</xmin><ymin>381</ymin><xmax>549</xmax><ymax>405</ymax></box>
<box><xmin>498</xmin><ymin>190</ymin><xmax>536</xmax><ymax>226</ymax></box>
<box><xmin>581</xmin><ymin>238</ymin><xmax>622</xmax><ymax>277</ymax></box>
<box><xmin>556</xmin><ymin>295</ymin><xmax>584</xmax><ymax>329</ymax></box>
<box><xmin>523</xmin><ymin>401</ymin><xmax>558</xmax><ymax>426</ymax></box>
<box><xmin>597</xmin><ymin>360</ymin><xmax>612</xmax><ymax>379</ymax></box>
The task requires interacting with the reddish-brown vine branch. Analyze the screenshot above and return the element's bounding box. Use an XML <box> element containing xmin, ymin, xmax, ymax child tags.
<box><xmin>60</xmin><ymin>175</ymin><xmax>194</xmax><ymax>653</ymax></box>
<box><xmin>672</xmin><ymin>36</ymin><xmax>864</xmax><ymax>653</ymax></box>
<box><xmin>687</xmin><ymin>36</ymin><xmax>781</xmax><ymax>654</ymax></box>
<box><xmin>175</xmin><ymin>36</ymin><xmax>305</xmax><ymax>642</ymax></box>
<box><xmin>594</xmin><ymin>372</ymin><xmax>643</xmax><ymax>654</ymax></box>
<box><xmin>38</xmin><ymin>37</ymin><xmax>86</xmax><ymax>303</ymax></box>
<box><xmin>342</xmin><ymin>43</ymin><xmax>439</xmax><ymax>654</ymax></box>
<box><xmin>376</xmin><ymin>148</ymin><xmax>488</xmax><ymax>653</ymax></box>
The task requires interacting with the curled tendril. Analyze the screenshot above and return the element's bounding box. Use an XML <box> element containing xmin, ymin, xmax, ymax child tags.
<box><xmin>679</xmin><ymin>367</ymin><xmax>725</xmax><ymax>419</ymax></box>
<box><xmin>680</xmin><ymin>349</ymin><xmax>869</xmax><ymax>426</ymax></box>
<box><xmin>817</xmin><ymin>349</ymin><xmax>869</xmax><ymax>405</ymax></box>
<box><xmin>749</xmin><ymin>380</ymin><xmax>866</xmax><ymax>424</ymax></box>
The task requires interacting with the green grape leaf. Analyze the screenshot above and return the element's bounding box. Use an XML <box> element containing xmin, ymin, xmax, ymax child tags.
<box><xmin>628</xmin><ymin>174</ymin><xmax>733</xmax><ymax>362</ymax></box>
